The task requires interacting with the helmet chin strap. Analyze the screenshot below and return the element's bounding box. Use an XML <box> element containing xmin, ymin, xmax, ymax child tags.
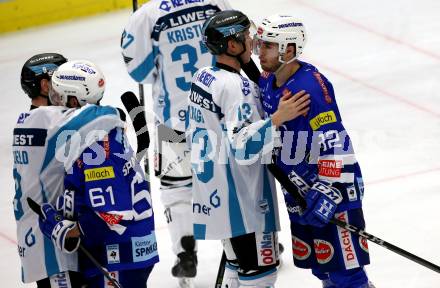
<box><xmin>274</xmin><ymin>53</ymin><xmax>297</xmax><ymax>78</ymax></box>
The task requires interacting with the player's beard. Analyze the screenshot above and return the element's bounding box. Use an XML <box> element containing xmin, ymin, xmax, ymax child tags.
<box><xmin>261</xmin><ymin>60</ymin><xmax>282</xmax><ymax>73</ymax></box>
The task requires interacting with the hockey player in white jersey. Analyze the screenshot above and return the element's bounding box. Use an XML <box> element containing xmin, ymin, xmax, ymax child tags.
<box><xmin>187</xmin><ymin>10</ymin><xmax>310</xmax><ymax>287</ymax></box>
<box><xmin>121</xmin><ymin>0</ymin><xmax>233</xmax><ymax>285</ymax></box>
<box><xmin>37</xmin><ymin>60</ymin><xmax>158</xmax><ymax>288</ymax></box>
<box><xmin>13</xmin><ymin>54</ymin><xmax>125</xmax><ymax>287</ymax></box>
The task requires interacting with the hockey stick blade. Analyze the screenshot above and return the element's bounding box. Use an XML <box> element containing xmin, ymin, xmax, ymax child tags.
<box><xmin>27</xmin><ymin>197</ymin><xmax>44</xmax><ymax>218</ymax></box>
<box><xmin>27</xmin><ymin>197</ymin><xmax>124</xmax><ymax>287</ymax></box>
<box><xmin>267</xmin><ymin>165</ymin><xmax>440</xmax><ymax>274</ymax></box>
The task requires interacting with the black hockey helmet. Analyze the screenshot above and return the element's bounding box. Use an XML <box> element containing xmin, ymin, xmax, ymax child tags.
<box><xmin>21</xmin><ymin>53</ymin><xmax>67</xmax><ymax>99</ymax></box>
<box><xmin>202</xmin><ymin>10</ymin><xmax>251</xmax><ymax>55</ymax></box>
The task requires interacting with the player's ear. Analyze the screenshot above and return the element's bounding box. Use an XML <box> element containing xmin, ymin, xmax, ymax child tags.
<box><xmin>284</xmin><ymin>44</ymin><xmax>296</xmax><ymax>61</ymax></box>
<box><xmin>227</xmin><ymin>38</ymin><xmax>239</xmax><ymax>54</ymax></box>
<box><xmin>40</xmin><ymin>79</ymin><xmax>50</xmax><ymax>96</ymax></box>
<box><xmin>67</xmin><ymin>96</ymin><xmax>80</xmax><ymax>108</ymax></box>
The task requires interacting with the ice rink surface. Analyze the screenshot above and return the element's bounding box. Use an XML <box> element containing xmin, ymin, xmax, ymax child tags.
<box><xmin>1</xmin><ymin>0</ymin><xmax>440</xmax><ymax>286</ymax></box>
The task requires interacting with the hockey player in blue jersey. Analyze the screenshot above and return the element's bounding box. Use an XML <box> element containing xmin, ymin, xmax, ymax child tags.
<box><xmin>254</xmin><ymin>15</ymin><xmax>375</xmax><ymax>288</ymax></box>
<box><xmin>37</xmin><ymin>60</ymin><xmax>158</xmax><ymax>288</ymax></box>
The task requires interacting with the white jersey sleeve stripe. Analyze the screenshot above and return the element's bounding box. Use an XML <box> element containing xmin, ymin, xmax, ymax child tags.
<box><xmin>129</xmin><ymin>45</ymin><xmax>158</xmax><ymax>82</ymax></box>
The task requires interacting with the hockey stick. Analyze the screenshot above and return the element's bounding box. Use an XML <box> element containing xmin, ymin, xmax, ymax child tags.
<box><xmin>26</xmin><ymin>197</ymin><xmax>124</xmax><ymax>288</ymax></box>
<box><xmin>267</xmin><ymin>164</ymin><xmax>440</xmax><ymax>274</ymax></box>
<box><xmin>215</xmin><ymin>252</ymin><xmax>227</xmax><ymax>288</ymax></box>
<box><xmin>121</xmin><ymin>91</ymin><xmax>151</xmax><ymax>182</ymax></box>
<box><xmin>132</xmin><ymin>0</ymin><xmax>145</xmax><ymax>108</ymax></box>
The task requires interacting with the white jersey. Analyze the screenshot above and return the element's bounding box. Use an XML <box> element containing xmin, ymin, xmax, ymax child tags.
<box><xmin>12</xmin><ymin>104</ymin><xmax>124</xmax><ymax>283</ymax></box>
<box><xmin>121</xmin><ymin>0</ymin><xmax>232</xmax><ymax>132</ymax></box>
<box><xmin>187</xmin><ymin>66</ymin><xmax>281</xmax><ymax>240</ymax></box>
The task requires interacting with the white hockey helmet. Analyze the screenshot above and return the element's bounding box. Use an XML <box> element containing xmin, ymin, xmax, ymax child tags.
<box><xmin>50</xmin><ymin>60</ymin><xmax>105</xmax><ymax>107</ymax></box>
<box><xmin>254</xmin><ymin>14</ymin><xmax>307</xmax><ymax>63</ymax></box>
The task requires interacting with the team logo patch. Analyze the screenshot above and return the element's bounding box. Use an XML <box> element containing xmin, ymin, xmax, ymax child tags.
<box><xmin>84</xmin><ymin>166</ymin><xmax>115</xmax><ymax>182</ymax></box>
<box><xmin>359</xmin><ymin>237</ymin><xmax>369</xmax><ymax>253</ymax></box>
<box><xmin>309</xmin><ymin>110</ymin><xmax>337</xmax><ymax>130</ymax></box>
<box><xmin>314</xmin><ymin>239</ymin><xmax>334</xmax><ymax>264</ymax></box>
<box><xmin>106</xmin><ymin>244</ymin><xmax>120</xmax><ymax>264</ymax></box>
<box><xmin>347</xmin><ymin>186</ymin><xmax>358</xmax><ymax>201</ymax></box>
<box><xmin>292</xmin><ymin>236</ymin><xmax>311</xmax><ymax>260</ymax></box>
<box><xmin>318</xmin><ymin>160</ymin><xmax>342</xmax><ymax>177</ymax></box>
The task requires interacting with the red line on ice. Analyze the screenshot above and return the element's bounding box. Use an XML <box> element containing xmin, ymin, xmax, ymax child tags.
<box><xmin>295</xmin><ymin>0</ymin><xmax>440</xmax><ymax>61</ymax></box>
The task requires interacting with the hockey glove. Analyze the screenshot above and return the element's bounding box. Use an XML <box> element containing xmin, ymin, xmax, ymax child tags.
<box><xmin>299</xmin><ymin>182</ymin><xmax>343</xmax><ymax>227</ymax></box>
<box><xmin>56</xmin><ymin>188</ymin><xmax>83</xmax><ymax>220</ymax></box>
<box><xmin>38</xmin><ymin>203</ymin><xmax>81</xmax><ymax>253</ymax></box>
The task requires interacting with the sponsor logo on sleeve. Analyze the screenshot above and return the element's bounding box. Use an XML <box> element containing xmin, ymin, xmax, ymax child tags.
<box><xmin>292</xmin><ymin>236</ymin><xmax>311</xmax><ymax>260</ymax></box>
<box><xmin>314</xmin><ymin>239</ymin><xmax>334</xmax><ymax>264</ymax></box>
<box><xmin>313</xmin><ymin>72</ymin><xmax>332</xmax><ymax>104</ymax></box>
<box><xmin>132</xmin><ymin>234</ymin><xmax>158</xmax><ymax>263</ymax></box>
<box><xmin>318</xmin><ymin>159</ymin><xmax>342</xmax><ymax>177</ymax></box>
<box><xmin>309</xmin><ymin>110</ymin><xmax>337</xmax><ymax>130</ymax></box>
<box><xmin>84</xmin><ymin>166</ymin><xmax>115</xmax><ymax>182</ymax></box>
<box><xmin>106</xmin><ymin>244</ymin><xmax>120</xmax><ymax>264</ymax></box>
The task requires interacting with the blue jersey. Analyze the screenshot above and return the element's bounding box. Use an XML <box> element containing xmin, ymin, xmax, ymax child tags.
<box><xmin>259</xmin><ymin>61</ymin><xmax>364</xmax><ymax>219</ymax></box>
<box><xmin>64</xmin><ymin>128</ymin><xmax>158</xmax><ymax>277</ymax></box>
